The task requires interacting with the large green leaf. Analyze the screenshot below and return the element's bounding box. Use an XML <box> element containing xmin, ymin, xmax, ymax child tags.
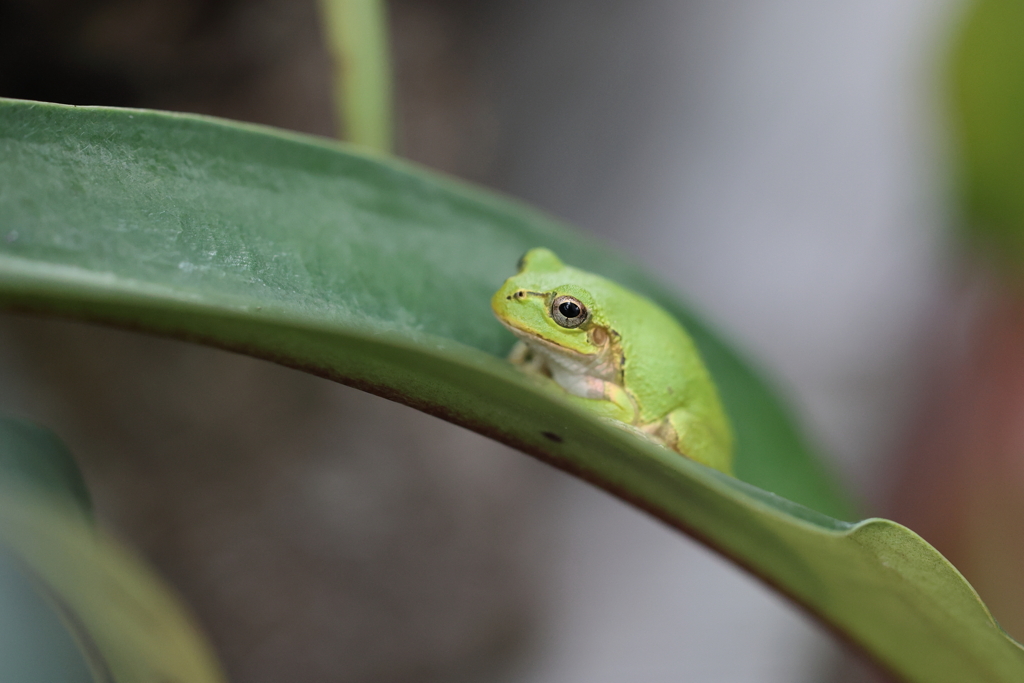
<box><xmin>0</xmin><ymin>416</ymin><xmax>226</xmax><ymax>683</ymax></box>
<box><xmin>1</xmin><ymin>98</ymin><xmax>1022</xmax><ymax>681</ymax></box>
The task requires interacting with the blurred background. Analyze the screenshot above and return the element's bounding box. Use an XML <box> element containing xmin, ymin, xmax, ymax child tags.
<box><xmin>2</xmin><ymin>0</ymin><xmax>1020</xmax><ymax>681</ymax></box>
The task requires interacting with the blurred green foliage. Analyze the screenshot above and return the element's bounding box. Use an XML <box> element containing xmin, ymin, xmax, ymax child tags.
<box><xmin>950</xmin><ymin>0</ymin><xmax>1024</xmax><ymax>268</ymax></box>
<box><xmin>0</xmin><ymin>418</ymin><xmax>94</xmax><ymax>683</ymax></box>
<box><xmin>0</xmin><ymin>418</ymin><xmax>91</xmax><ymax>516</ymax></box>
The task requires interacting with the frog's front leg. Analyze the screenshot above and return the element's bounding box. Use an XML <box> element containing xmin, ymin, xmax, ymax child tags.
<box><xmin>556</xmin><ymin>376</ymin><xmax>639</xmax><ymax>425</ymax></box>
<box><xmin>508</xmin><ymin>341</ymin><xmax>548</xmax><ymax>375</ymax></box>
<box><xmin>645</xmin><ymin>409</ymin><xmax>733</xmax><ymax>474</ymax></box>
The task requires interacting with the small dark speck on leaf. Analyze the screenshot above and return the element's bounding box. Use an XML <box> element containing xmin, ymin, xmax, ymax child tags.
<box><xmin>542</xmin><ymin>431</ymin><xmax>563</xmax><ymax>443</ymax></box>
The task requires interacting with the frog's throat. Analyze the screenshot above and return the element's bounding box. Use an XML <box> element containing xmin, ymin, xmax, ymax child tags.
<box><xmin>501</xmin><ymin>321</ymin><xmax>620</xmax><ymax>383</ymax></box>
<box><xmin>498</xmin><ymin>320</ymin><xmax>597</xmax><ymax>362</ymax></box>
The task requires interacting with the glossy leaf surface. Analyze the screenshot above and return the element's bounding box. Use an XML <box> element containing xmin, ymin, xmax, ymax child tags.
<box><xmin>1</xmin><ymin>98</ymin><xmax>1023</xmax><ymax>682</ymax></box>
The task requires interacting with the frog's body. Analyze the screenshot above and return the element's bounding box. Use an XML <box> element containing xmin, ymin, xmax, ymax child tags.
<box><xmin>491</xmin><ymin>248</ymin><xmax>733</xmax><ymax>474</ymax></box>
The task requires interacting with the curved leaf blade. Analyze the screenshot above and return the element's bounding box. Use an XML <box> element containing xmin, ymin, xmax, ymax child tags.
<box><xmin>0</xmin><ymin>417</ymin><xmax>91</xmax><ymax>516</ymax></box>
<box><xmin>0</xmin><ymin>96</ymin><xmax>848</xmax><ymax>518</ymax></box>
<box><xmin>1</xmin><ymin>98</ymin><xmax>1022</xmax><ymax>682</ymax></box>
<box><xmin>0</xmin><ymin>487</ymin><xmax>228</xmax><ymax>683</ymax></box>
<box><xmin>0</xmin><ymin>416</ymin><xmax>226</xmax><ymax>683</ymax></box>
<box><xmin>0</xmin><ymin>545</ymin><xmax>95</xmax><ymax>683</ymax></box>
<box><xmin>0</xmin><ymin>417</ymin><xmax>95</xmax><ymax>682</ymax></box>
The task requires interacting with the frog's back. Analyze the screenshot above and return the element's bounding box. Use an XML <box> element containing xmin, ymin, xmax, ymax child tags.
<box><xmin>615</xmin><ymin>292</ymin><xmax>733</xmax><ymax>470</ymax></box>
<box><xmin>579</xmin><ymin>271</ymin><xmax>729</xmax><ymax>436</ymax></box>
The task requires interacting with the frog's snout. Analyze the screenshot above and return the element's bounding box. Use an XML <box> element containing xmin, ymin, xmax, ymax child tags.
<box><xmin>490</xmin><ymin>284</ymin><xmax>512</xmax><ymax>316</ymax></box>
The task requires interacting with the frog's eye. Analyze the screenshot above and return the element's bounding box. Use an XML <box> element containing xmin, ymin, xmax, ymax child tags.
<box><xmin>551</xmin><ymin>295</ymin><xmax>588</xmax><ymax>328</ymax></box>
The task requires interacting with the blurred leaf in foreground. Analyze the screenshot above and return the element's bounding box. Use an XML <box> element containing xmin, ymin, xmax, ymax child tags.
<box><xmin>0</xmin><ymin>415</ymin><xmax>226</xmax><ymax>683</ymax></box>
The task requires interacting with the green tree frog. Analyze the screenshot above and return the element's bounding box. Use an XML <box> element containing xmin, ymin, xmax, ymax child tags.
<box><xmin>491</xmin><ymin>248</ymin><xmax>734</xmax><ymax>474</ymax></box>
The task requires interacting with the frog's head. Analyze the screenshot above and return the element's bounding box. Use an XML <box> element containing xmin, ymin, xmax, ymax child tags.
<box><xmin>491</xmin><ymin>248</ymin><xmax>607</xmax><ymax>356</ymax></box>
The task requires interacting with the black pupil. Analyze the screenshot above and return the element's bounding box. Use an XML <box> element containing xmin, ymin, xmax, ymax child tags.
<box><xmin>559</xmin><ymin>301</ymin><xmax>581</xmax><ymax>318</ymax></box>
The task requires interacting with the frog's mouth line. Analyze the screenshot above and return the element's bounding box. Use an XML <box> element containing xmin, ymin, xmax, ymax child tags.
<box><xmin>497</xmin><ymin>318</ymin><xmax>600</xmax><ymax>362</ymax></box>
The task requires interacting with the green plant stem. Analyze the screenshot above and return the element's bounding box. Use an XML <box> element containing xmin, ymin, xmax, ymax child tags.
<box><xmin>318</xmin><ymin>0</ymin><xmax>394</xmax><ymax>153</ymax></box>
